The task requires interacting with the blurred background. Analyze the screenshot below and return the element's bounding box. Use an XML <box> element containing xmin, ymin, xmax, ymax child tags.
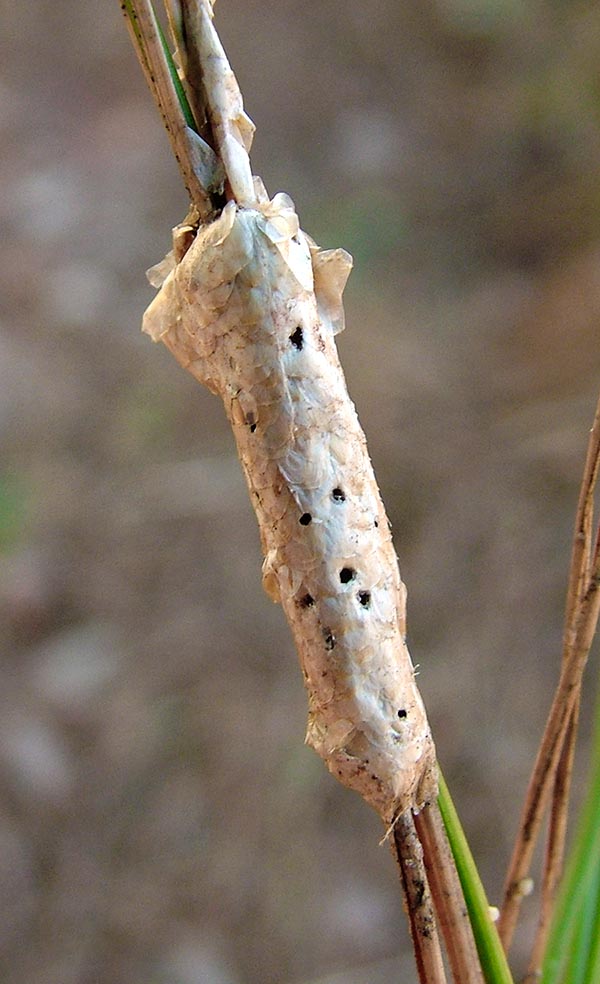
<box><xmin>2</xmin><ymin>1</ymin><xmax>600</xmax><ymax>982</ymax></box>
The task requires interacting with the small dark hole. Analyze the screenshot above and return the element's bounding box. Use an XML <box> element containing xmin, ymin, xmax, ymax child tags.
<box><xmin>300</xmin><ymin>593</ymin><xmax>315</xmax><ymax>608</ymax></box>
<box><xmin>397</xmin><ymin>708</ymin><xmax>408</xmax><ymax>720</ymax></box>
<box><xmin>339</xmin><ymin>567</ymin><xmax>355</xmax><ymax>584</ymax></box>
<box><xmin>289</xmin><ymin>326</ymin><xmax>303</xmax><ymax>350</ymax></box>
<box><xmin>374</xmin><ymin>518</ymin><xmax>379</xmax><ymax>528</ymax></box>
<box><xmin>299</xmin><ymin>513</ymin><xmax>312</xmax><ymax>526</ymax></box>
<box><xmin>332</xmin><ymin>487</ymin><xmax>345</xmax><ymax>502</ymax></box>
<box><xmin>249</xmin><ymin>423</ymin><xmax>257</xmax><ymax>433</ymax></box>
<box><xmin>323</xmin><ymin>629</ymin><xmax>336</xmax><ymax>650</ymax></box>
<box><xmin>358</xmin><ymin>590</ymin><xmax>371</xmax><ymax>608</ymax></box>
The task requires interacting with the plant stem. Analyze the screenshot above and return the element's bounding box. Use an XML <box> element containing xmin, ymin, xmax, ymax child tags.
<box><xmin>498</xmin><ymin>394</ymin><xmax>600</xmax><ymax>951</ymax></box>
<box><xmin>526</xmin><ymin>699</ymin><xmax>580</xmax><ymax>979</ymax></box>
<box><xmin>541</xmin><ymin>670</ymin><xmax>600</xmax><ymax>984</ymax></box>
<box><xmin>414</xmin><ymin>801</ymin><xmax>485</xmax><ymax>984</ymax></box>
<box><xmin>437</xmin><ymin>770</ymin><xmax>515</xmax><ymax>984</ymax></box>
<box><xmin>392</xmin><ymin>811</ymin><xmax>448</xmax><ymax>984</ymax></box>
<box><xmin>120</xmin><ymin>0</ymin><xmax>216</xmax><ymax>215</ymax></box>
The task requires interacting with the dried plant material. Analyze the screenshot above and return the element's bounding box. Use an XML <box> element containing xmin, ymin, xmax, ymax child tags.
<box><xmin>181</xmin><ymin>0</ymin><xmax>255</xmax><ymax>203</ymax></box>
<box><xmin>525</xmin><ymin>709</ymin><xmax>579</xmax><ymax>979</ymax></box>
<box><xmin>393</xmin><ymin>811</ymin><xmax>448</xmax><ymax>984</ymax></box>
<box><xmin>120</xmin><ymin>0</ymin><xmax>219</xmax><ymax>217</ymax></box>
<box><xmin>413</xmin><ymin>807</ymin><xmax>484</xmax><ymax>984</ymax></box>
<box><xmin>498</xmin><ymin>393</ymin><xmax>600</xmax><ymax>953</ymax></box>
<box><xmin>144</xmin><ymin>194</ymin><xmax>437</xmax><ymax>821</ymax></box>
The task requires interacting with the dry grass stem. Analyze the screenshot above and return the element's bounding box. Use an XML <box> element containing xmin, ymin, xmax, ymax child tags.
<box><xmin>392</xmin><ymin>812</ymin><xmax>448</xmax><ymax>984</ymax></box>
<box><xmin>120</xmin><ymin>0</ymin><xmax>216</xmax><ymax>215</ymax></box>
<box><xmin>498</xmin><ymin>393</ymin><xmax>600</xmax><ymax>952</ymax></box>
<box><xmin>525</xmin><ymin>703</ymin><xmax>580</xmax><ymax>981</ymax></box>
<box><xmin>414</xmin><ymin>804</ymin><xmax>485</xmax><ymax>984</ymax></box>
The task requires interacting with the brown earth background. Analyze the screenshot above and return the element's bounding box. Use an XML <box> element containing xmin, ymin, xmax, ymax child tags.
<box><xmin>2</xmin><ymin>2</ymin><xmax>600</xmax><ymax>982</ymax></box>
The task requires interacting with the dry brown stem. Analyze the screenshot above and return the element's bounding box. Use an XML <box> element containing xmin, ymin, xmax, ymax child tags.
<box><xmin>414</xmin><ymin>803</ymin><xmax>485</xmax><ymax>984</ymax></box>
<box><xmin>525</xmin><ymin>700</ymin><xmax>580</xmax><ymax>980</ymax></box>
<box><xmin>498</xmin><ymin>393</ymin><xmax>600</xmax><ymax>952</ymax></box>
<box><xmin>392</xmin><ymin>811</ymin><xmax>448</xmax><ymax>984</ymax></box>
<box><xmin>391</xmin><ymin>802</ymin><xmax>485</xmax><ymax>984</ymax></box>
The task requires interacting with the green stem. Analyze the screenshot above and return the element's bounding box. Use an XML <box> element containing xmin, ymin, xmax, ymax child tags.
<box><xmin>154</xmin><ymin>13</ymin><xmax>198</xmax><ymax>131</ymax></box>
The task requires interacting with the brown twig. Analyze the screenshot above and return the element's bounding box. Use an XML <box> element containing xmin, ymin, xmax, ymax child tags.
<box><xmin>392</xmin><ymin>811</ymin><xmax>448</xmax><ymax>984</ymax></box>
<box><xmin>498</xmin><ymin>393</ymin><xmax>600</xmax><ymax>952</ymax></box>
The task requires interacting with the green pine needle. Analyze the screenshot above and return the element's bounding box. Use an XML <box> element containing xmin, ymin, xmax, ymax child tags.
<box><xmin>154</xmin><ymin>12</ymin><xmax>197</xmax><ymax>131</ymax></box>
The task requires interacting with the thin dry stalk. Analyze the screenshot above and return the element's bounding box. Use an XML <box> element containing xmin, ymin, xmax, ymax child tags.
<box><xmin>524</xmin><ymin>702</ymin><xmax>580</xmax><ymax>981</ymax></box>
<box><xmin>498</xmin><ymin>550</ymin><xmax>600</xmax><ymax>951</ymax></box>
<box><xmin>523</xmin><ymin>402</ymin><xmax>600</xmax><ymax>973</ymax></box>
<box><xmin>565</xmin><ymin>404</ymin><xmax>600</xmax><ymax>626</ymax></box>
<box><xmin>392</xmin><ymin>812</ymin><xmax>448</xmax><ymax>984</ymax></box>
<box><xmin>414</xmin><ymin>803</ymin><xmax>485</xmax><ymax>984</ymax></box>
<box><xmin>498</xmin><ymin>394</ymin><xmax>600</xmax><ymax>952</ymax></box>
<box><xmin>120</xmin><ymin>0</ymin><xmax>216</xmax><ymax>215</ymax></box>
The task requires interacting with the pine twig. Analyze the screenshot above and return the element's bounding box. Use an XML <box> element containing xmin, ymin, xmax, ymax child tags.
<box><xmin>498</xmin><ymin>393</ymin><xmax>600</xmax><ymax>952</ymax></box>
